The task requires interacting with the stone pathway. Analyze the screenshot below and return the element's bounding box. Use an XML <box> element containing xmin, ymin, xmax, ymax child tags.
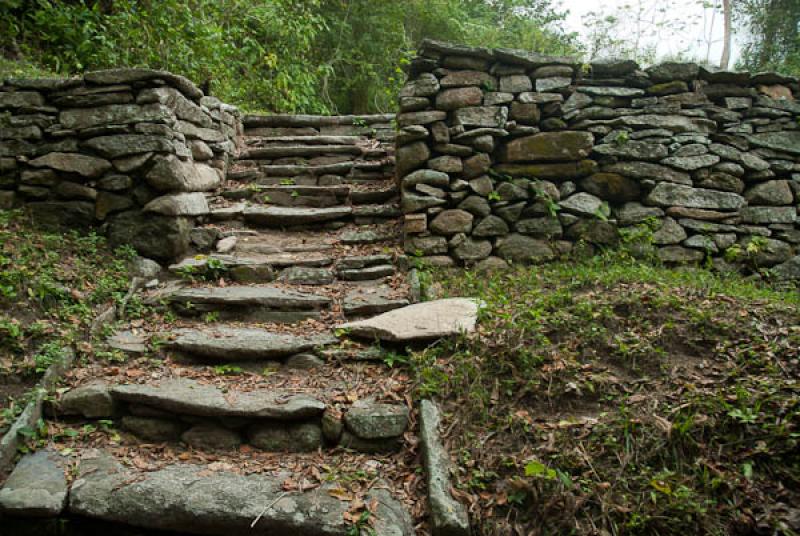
<box><xmin>0</xmin><ymin>114</ymin><xmax>474</xmax><ymax>535</ymax></box>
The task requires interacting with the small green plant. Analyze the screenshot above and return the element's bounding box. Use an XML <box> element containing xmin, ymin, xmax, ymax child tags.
<box><xmin>487</xmin><ymin>191</ymin><xmax>501</xmax><ymax>202</ymax></box>
<box><xmin>383</xmin><ymin>350</ymin><xmax>409</xmax><ymax>368</ymax></box>
<box><xmin>280</xmin><ymin>178</ymin><xmax>295</xmax><ymax>186</ymax></box>
<box><xmin>213</xmin><ymin>364</ymin><xmax>243</xmax><ymax>375</ymax></box>
<box><xmin>203</xmin><ymin>311</ymin><xmax>220</xmax><ymax>323</ymax></box>
<box><xmin>613</xmin><ymin>130</ymin><xmax>630</xmax><ymax>146</ymax></box>
<box><xmin>33</xmin><ymin>342</ymin><xmax>66</xmax><ymax>374</ymax></box>
<box><xmin>345</xmin><ymin>511</ymin><xmax>374</xmax><ymax>536</ymax></box>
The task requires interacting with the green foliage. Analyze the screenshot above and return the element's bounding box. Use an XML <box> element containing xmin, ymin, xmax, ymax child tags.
<box><xmin>0</xmin><ymin>210</ymin><xmax>133</xmax><ymax>377</ymax></box>
<box><xmin>736</xmin><ymin>0</ymin><xmax>800</xmax><ymax>75</ymax></box>
<box><xmin>0</xmin><ymin>0</ymin><xmax>577</xmax><ymax>113</ymax></box>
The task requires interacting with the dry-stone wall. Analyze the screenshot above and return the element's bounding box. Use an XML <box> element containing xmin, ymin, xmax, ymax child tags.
<box><xmin>0</xmin><ymin>69</ymin><xmax>240</xmax><ymax>260</ymax></box>
<box><xmin>398</xmin><ymin>39</ymin><xmax>800</xmax><ymax>273</ymax></box>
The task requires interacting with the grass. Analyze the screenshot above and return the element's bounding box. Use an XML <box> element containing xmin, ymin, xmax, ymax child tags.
<box><xmin>0</xmin><ymin>57</ymin><xmax>60</xmax><ymax>80</ymax></box>
<box><xmin>410</xmin><ymin>250</ymin><xmax>800</xmax><ymax>535</ymax></box>
<box><xmin>0</xmin><ymin>209</ymin><xmax>137</xmax><ymax>430</ymax></box>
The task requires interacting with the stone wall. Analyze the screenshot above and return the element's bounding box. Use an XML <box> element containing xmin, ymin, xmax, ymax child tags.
<box><xmin>0</xmin><ymin>69</ymin><xmax>240</xmax><ymax>260</ymax></box>
<box><xmin>398</xmin><ymin>39</ymin><xmax>800</xmax><ymax>272</ymax></box>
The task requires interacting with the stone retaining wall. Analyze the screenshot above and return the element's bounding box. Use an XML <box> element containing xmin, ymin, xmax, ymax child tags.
<box><xmin>0</xmin><ymin>69</ymin><xmax>241</xmax><ymax>260</ymax></box>
<box><xmin>398</xmin><ymin>39</ymin><xmax>800</xmax><ymax>272</ymax></box>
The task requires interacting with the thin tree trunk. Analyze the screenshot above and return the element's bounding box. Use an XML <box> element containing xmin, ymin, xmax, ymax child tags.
<box><xmin>720</xmin><ymin>0</ymin><xmax>732</xmax><ymax>69</ymax></box>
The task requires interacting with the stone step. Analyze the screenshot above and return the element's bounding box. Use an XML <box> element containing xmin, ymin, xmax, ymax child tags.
<box><xmin>350</xmin><ymin>184</ymin><xmax>398</xmax><ymax>204</ymax></box>
<box><xmin>243</xmin><ymin>205</ymin><xmax>353</xmax><ymax>227</ymax></box>
<box><xmin>240</xmin><ymin>144</ymin><xmax>364</xmax><ymax>159</ymax></box>
<box><xmin>353</xmin><ymin>203</ymin><xmax>401</xmax><ymax>222</ymax></box>
<box><xmin>165</xmin><ymin>326</ymin><xmax>338</xmax><ymax>361</ymax></box>
<box><xmin>170</xmin><ymin>253</ymin><xmax>333</xmax><ymax>282</ymax></box>
<box><xmin>220</xmin><ymin>184</ymin><xmax>397</xmax><ymax>207</ymax></box>
<box><xmin>243</xmin><ymin>113</ymin><xmax>395</xmax><ymax>128</ymax></box>
<box><xmin>167</xmin><ymin>285</ymin><xmax>331</xmax><ymax>322</ymax></box>
<box><xmin>111</xmin><ymin>378</ymin><xmax>325</xmax><ymax>419</ymax></box>
<box><xmin>233</xmin><ymin>160</ymin><xmax>390</xmax><ymax>178</ymax></box>
<box><xmin>343</xmin><ymin>287</ymin><xmax>410</xmax><ymax>317</ymax></box>
<box><xmin>339</xmin><ymin>228</ymin><xmax>398</xmax><ymax>245</ymax></box>
<box><xmin>338</xmin><ymin>264</ymin><xmax>395</xmax><ymax>281</ymax></box>
<box><xmin>58</xmin><ymin>450</ymin><xmax>413</xmax><ymax>535</ymax></box>
<box><xmin>221</xmin><ymin>185</ymin><xmax>350</xmax><ymax>208</ymax></box>
<box><xmin>55</xmin><ymin>378</ymin><xmax>412</xmax><ymax>454</ymax></box>
<box><xmin>243</xmin><ymin>135</ymin><xmax>363</xmax><ymax>146</ymax></box>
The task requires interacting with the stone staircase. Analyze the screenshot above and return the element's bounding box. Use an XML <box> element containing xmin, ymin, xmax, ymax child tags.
<box><xmin>0</xmin><ymin>114</ymin><xmax>472</xmax><ymax>535</ymax></box>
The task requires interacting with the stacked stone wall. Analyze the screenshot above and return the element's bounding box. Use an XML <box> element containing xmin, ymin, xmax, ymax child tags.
<box><xmin>0</xmin><ymin>69</ymin><xmax>240</xmax><ymax>260</ymax></box>
<box><xmin>398</xmin><ymin>39</ymin><xmax>800</xmax><ymax>272</ymax></box>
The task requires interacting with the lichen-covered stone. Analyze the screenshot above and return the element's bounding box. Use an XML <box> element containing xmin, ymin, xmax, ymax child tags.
<box><xmin>500</xmin><ymin>131</ymin><xmax>594</xmax><ymax>162</ymax></box>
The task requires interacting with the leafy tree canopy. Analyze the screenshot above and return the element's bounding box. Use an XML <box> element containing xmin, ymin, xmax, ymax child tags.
<box><xmin>0</xmin><ymin>0</ymin><xmax>578</xmax><ymax>113</ymax></box>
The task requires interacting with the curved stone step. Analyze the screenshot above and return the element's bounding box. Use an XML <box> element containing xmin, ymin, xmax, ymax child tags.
<box><xmin>67</xmin><ymin>451</ymin><xmax>413</xmax><ymax>536</ymax></box>
<box><xmin>244</xmin><ymin>205</ymin><xmax>353</xmax><ymax>227</ymax></box>
<box><xmin>164</xmin><ymin>326</ymin><xmax>338</xmax><ymax>361</ymax></box>
<box><xmin>167</xmin><ymin>285</ymin><xmax>331</xmax><ymax>322</ymax></box>
<box><xmin>110</xmin><ymin>378</ymin><xmax>324</xmax><ymax>419</ymax></box>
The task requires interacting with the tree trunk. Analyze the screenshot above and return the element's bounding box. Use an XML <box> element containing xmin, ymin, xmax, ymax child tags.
<box><xmin>720</xmin><ymin>0</ymin><xmax>732</xmax><ymax>69</ymax></box>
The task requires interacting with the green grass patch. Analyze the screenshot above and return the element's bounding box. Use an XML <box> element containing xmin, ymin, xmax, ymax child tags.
<box><xmin>411</xmin><ymin>252</ymin><xmax>800</xmax><ymax>535</ymax></box>
<box><xmin>0</xmin><ymin>209</ymin><xmax>136</xmax><ymax>381</ymax></box>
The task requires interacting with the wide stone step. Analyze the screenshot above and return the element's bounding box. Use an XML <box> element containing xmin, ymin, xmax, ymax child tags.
<box><xmin>111</xmin><ymin>378</ymin><xmax>325</xmax><ymax>419</ymax></box>
<box><xmin>244</xmin><ymin>135</ymin><xmax>363</xmax><ymax>145</ymax></box>
<box><xmin>66</xmin><ymin>451</ymin><xmax>413</xmax><ymax>536</ymax></box>
<box><xmin>170</xmin><ymin>253</ymin><xmax>334</xmax><ymax>282</ymax></box>
<box><xmin>167</xmin><ymin>285</ymin><xmax>331</xmax><ymax>322</ymax></box>
<box><xmin>165</xmin><ymin>326</ymin><xmax>338</xmax><ymax>361</ymax></box>
<box><xmin>237</xmin><ymin>160</ymin><xmax>389</xmax><ymax>178</ymax></box>
<box><xmin>244</xmin><ymin>206</ymin><xmax>353</xmax><ymax>227</ymax></box>
<box><xmin>240</xmin><ymin>144</ymin><xmax>363</xmax><ymax>159</ymax></box>
<box><xmin>243</xmin><ymin>113</ymin><xmax>395</xmax><ymax>128</ymax></box>
<box><xmin>241</xmin><ymin>185</ymin><xmax>350</xmax><ymax>208</ymax></box>
<box><xmin>221</xmin><ymin>184</ymin><xmax>396</xmax><ymax>207</ymax></box>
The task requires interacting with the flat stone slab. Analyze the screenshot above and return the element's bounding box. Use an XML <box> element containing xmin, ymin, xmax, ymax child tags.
<box><xmin>244</xmin><ymin>206</ymin><xmax>352</xmax><ymax>226</ymax></box>
<box><xmin>168</xmin><ymin>286</ymin><xmax>331</xmax><ymax>311</ymax></box>
<box><xmin>339</xmin><ymin>229</ymin><xmax>396</xmax><ymax>244</ymax></box>
<box><xmin>110</xmin><ymin>378</ymin><xmax>324</xmax><ymax>419</ymax></box>
<box><xmin>342</xmin><ymin>287</ymin><xmax>410</xmax><ymax>317</ymax></box>
<box><xmin>340</xmin><ymin>298</ymin><xmax>479</xmax><ymax>342</ymax></box>
<box><xmin>165</xmin><ymin>326</ymin><xmax>337</xmax><ymax>360</ymax></box>
<box><xmin>0</xmin><ymin>450</ymin><xmax>67</xmax><ymax>518</ymax></box>
<box><xmin>419</xmin><ymin>400</ymin><xmax>471</xmax><ymax>536</ymax></box>
<box><xmin>68</xmin><ymin>451</ymin><xmax>412</xmax><ymax>536</ymax></box>
<box><xmin>107</xmin><ymin>330</ymin><xmax>148</xmax><ymax>354</ymax></box>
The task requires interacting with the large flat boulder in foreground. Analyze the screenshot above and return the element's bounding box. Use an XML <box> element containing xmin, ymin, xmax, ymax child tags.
<box><xmin>69</xmin><ymin>451</ymin><xmax>412</xmax><ymax>535</ymax></box>
<box><xmin>339</xmin><ymin>298</ymin><xmax>479</xmax><ymax>342</ymax></box>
